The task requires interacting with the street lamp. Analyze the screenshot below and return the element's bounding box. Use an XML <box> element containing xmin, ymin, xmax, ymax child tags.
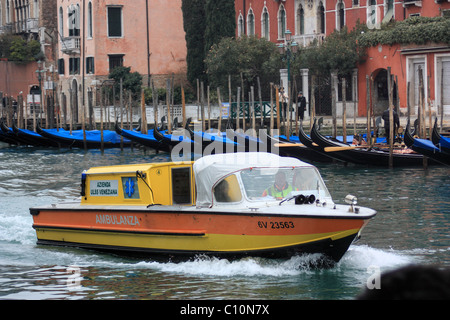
<box><xmin>277</xmin><ymin>30</ymin><xmax>298</xmax><ymax>134</ymax></box>
<box><xmin>277</xmin><ymin>30</ymin><xmax>298</xmax><ymax>89</ymax></box>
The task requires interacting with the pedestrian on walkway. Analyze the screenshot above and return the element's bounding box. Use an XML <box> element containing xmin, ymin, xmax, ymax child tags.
<box><xmin>279</xmin><ymin>87</ymin><xmax>288</xmax><ymax>121</ymax></box>
<box><xmin>297</xmin><ymin>91</ymin><xmax>307</xmax><ymax>122</ymax></box>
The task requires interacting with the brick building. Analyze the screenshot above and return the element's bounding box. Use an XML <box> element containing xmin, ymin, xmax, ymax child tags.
<box><xmin>0</xmin><ymin>0</ymin><xmax>57</xmax><ymax>101</ymax></box>
<box><xmin>234</xmin><ymin>0</ymin><xmax>450</xmax><ymax>119</ymax></box>
<box><xmin>1</xmin><ymin>0</ymin><xmax>187</xmax><ymax>125</ymax></box>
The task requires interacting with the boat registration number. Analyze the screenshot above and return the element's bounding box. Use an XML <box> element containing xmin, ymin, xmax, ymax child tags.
<box><xmin>257</xmin><ymin>221</ymin><xmax>295</xmax><ymax>229</ymax></box>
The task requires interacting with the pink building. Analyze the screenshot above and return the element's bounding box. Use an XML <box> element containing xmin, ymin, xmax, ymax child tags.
<box><xmin>0</xmin><ymin>0</ymin><xmax>56</xmax><ymax>102</ymax></box>
<box><xmin>57</xmin><ymin>0</ymin><xmax>187</xmax><ymax>122</ymax></box>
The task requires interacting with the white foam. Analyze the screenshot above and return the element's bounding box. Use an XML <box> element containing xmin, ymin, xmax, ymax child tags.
<box><xmin>339</xmin><ymin>245</ymin><xmax>416</xmax><ymax>269</ymax></box>
<box><xmin>0</xmin><ymin>214</ymin><xmax>35</xmax><ymax>245</ymax></box>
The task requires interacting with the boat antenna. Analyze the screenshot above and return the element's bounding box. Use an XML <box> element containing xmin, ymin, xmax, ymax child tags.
<box><xmin>136</xmin><ymin>171</ymin><xmax>155</xmax><ymax>205</ymax></box>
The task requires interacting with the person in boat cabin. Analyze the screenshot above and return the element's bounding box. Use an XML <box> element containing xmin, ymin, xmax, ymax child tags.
<box><xmin>382</xmin><ymin>108</ymin><xmax>400</xmax><ymax>141</ymax></box>
<box><xmin>262</xmin><ymin>171</ymin><xmax>296</xmax><ymax>199</ymax></box>
<box><xmin>292</xmin><ymin>170</ymin><xmax>313</xmax><ymax>191</ymax></box>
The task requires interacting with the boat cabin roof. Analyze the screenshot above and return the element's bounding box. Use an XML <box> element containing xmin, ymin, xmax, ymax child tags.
<box><xmin>80</xmin><ymin>152</ymin><xmax>322</xmax><ymax>208</ymax></box>
<box><xmin>193</xmin><ymin>152</ymin><xmax>315</xmax><ymax>207</ymax></box>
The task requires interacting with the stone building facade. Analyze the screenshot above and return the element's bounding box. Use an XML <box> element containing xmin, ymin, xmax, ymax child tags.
<box><xmin>56</xmin><ymin>0</ymin><xmax>187</xmax><ymax>124</ymax></box>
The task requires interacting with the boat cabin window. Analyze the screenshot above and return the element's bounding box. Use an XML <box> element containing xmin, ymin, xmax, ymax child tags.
<box><xmin>171</xmin><ymin>167</ymin><xmax>192</xmax><ymax>204</ymax></box>
<box><xmin>240</xmin><ymin>167</ymin><xmax>331</xmax><ymax>200</ymax></box>
<box><xmin>213</xmin><ymin>174</ymin><xmax>242</xmax><ymax>203</ymax></box>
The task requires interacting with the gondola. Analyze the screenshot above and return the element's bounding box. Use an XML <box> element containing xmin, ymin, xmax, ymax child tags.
<box><xmin>36</xmin><ymin>122</ymin><xmax>132</xmax><ymax>149</ymax></box>
<box><xmin>153</xmin><ymin>117</ymin><xmax>199</xmax><ymax>151</ymax></box>
<box><xmin>404</xmin><ymin>121</ymin><xmax>450</xmax><ymax>166</ymax></box>
<box><xmin>114</xmin><ymin>122</ymin><xmax>170</xmax><ymax>152</ymax></box>
<box><xmin>297</xmin><ymin>123</ymin><xmax>343</xmax><ymax>163</ymax></box>
<box><xmin>260</xmin><ymin>129</ymin><xmax>333</xmax><ymax>163</ymax></box>
<box><xmin>431</xmin><ymin>118</ymin><xmax>450</xmax><ymax>155</ymax></box>
<box><xmin>11</xmin><ymin>123</ymin><xmax>61</xmax><ymax>147</ymax></box>
<box><xmin>185</xmin><ymin>122</ymin><xmax>239</xmax><ymax>154</ymax></box>
<box><xmin>0</xmin><ymin>125</ymin><xmax>19</xmax><ymax>145</ymax></box>
<box><xmin>310</xmin><ymin>121</ymin><xmax>431</xmax><ymax>167</ymax></box>
<box><xmin>154</xmin><ymin>118</ymin><xmax>238</xmax><ymax>155</ymax></box>
<box><xmin>0</xmin><ymin>119</ymin><xmax>31</xmax><ymax>145</ymax></box>
<box><xmin>0</xmin><ymin>120</ymin><xmax>18</xmax><ymax>145</ymax></box>
<box><xmin>225</xmin><ymin>129</ymin><xmax>269</xmax><ymax>153</ymax></box>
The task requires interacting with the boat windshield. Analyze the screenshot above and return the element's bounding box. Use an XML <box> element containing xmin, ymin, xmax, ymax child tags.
<box><xmin>239</xmin><ymin>167</ymin><xmax>331</xmax><ymax>201</ymax></box>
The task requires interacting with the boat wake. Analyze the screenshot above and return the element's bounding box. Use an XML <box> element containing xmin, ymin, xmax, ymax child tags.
<box><xmin>102</xmin><ymin>244</ymin><xmax>416</xmax><ymax>278</ymax></box>
<box><xmin>340</xmin><ymin>245</ymin><xmax>416</xmax><ymax>269</ymax></box>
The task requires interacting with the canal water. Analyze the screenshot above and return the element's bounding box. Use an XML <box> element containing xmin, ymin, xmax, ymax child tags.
<box><xmin>0</xmin><ymin>146</ymin><xmax>448</xmax><ymax>301</ymax></box>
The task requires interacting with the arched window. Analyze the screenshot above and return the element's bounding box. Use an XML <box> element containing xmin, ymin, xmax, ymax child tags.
<box><xmin>336</xmin><ymin>1</ymin><xmax>345</xmax><ymax>31</ymax></box>
<box><xmin>247</xmin><ymin>8</ymin><xmax>255</xmax><ymax>36</ymax></box>
<box><xmin>33</xmin><ymin>0</ymin><xmax>38</xmax><ymax>19</ymax></box>
<box><xmin>297</xmin><ymin>5</ymin><xmax>304</xmax><ymax>35</ymax></box>
<box><xmin>318</xmin><ymin>1</ymin><xmax>325</xmax><ymax>34</ymax></box>
<box><xmin>261</xmin><ymin>7</ymin><xmax>269</xmax><ymax>40</ymax></box>
<box><xmin>384</xmin><ymin>0</ymin><xmax>394</xmax><ymax>22</ymax></box>
<box><xmin>68</xmin><ymin>4</ymin><xmax>80</xmax><ymax>37</ymax></box>
<box><xmin>6</xmin><ymin>0</ymin><xmax>10</xmax><ymax>24</ymax></box>
<box><xmin>237</xmin><ymin>13</ymin><xmax>244</xmax><ymax>37</ymax></box>
<box><xmin>385</xmin><ymin>0</ymin><xmax>393</xmax><ymax>12</ymax></box>
<box><xmin>278</xmin><ymin>4</ymin><xmax>286</xmax><ymax>39</ymax></box>
<box><xmin>59</xmin><ymin>6</ymin><xmax>64</xmax><ymax>36</ymax></box>
<box><xmin>25</xmin><ymin>0</ymin><xmax>30</xmax><ymax>21</ymax></box>
<box><xmin>367</xmin><ymin>0</ymin><xmax>377</xmax><ymax>29</ymax></box>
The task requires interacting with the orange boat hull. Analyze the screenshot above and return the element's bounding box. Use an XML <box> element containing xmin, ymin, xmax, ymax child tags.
<box><xmin>31</xmin><ymin>206</ymin><xmax>370</xmax><ymax>263</ymax></box>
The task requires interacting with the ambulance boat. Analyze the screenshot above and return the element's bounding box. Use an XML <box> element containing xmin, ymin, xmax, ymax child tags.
<box><xmin>30</xmin><ymin>153</ymin><xmax>376</xmax><ymax>264</ymax></box>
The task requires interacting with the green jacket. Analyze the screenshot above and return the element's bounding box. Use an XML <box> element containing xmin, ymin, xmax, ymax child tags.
<box><xmin>264</xmin><ymin>184</ymin><xmax>294</xmax><ymax>199</ymax></box>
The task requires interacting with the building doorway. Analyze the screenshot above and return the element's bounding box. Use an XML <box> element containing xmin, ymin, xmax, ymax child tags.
<box><xmin>372</xmin><ymin>68</ymin><xmax>397</xmax><ymax>115</ymax></box>
<box><xmin>29</xmin><ymin>85</ymin><xmax>41</xmax><ymax>114</ymax></box>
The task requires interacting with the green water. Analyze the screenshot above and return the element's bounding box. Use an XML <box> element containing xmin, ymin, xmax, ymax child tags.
<box><xmin>0</xmin><ymin>147</ymin><xmax>448</xmax><ymax>302</ymax></box>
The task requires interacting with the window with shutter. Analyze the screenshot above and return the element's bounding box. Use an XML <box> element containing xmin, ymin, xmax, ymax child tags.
<box><xmin>108</xmin><ymin>7</ymin><xmax>122</xmax><ymax>37</ymax></box>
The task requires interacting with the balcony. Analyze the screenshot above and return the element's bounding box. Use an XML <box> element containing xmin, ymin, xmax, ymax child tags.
<box><xmin>293</xmin><ymin>33</ymin><xmax>325</xmax><ymax>47</ymax></box>
<box><xmin>403</xmin><ymin>0</ymin><xmax>422</xmax><ymax>7</ymax></box>
<box><xmin>60</xmin><ymin>37</ymin><xmax>81</xmax><ymax>55</ymax></box>
<box><xmin>0</xmin><ymin>24</ymin><xmax>13</xmax><ymax>35</ymax></box>
<box><xmin>0</xmin><ymin>20</ymin><xmax>38</xmax><ymax>35</ymax></box>
<box><xmin>26</xmin><ymin>19</ymin><xmax>39</xmax><ymax>33</ymax></box>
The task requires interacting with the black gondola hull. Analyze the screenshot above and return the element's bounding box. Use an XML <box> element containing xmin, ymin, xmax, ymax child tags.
<box><xmin>310</xmin><ymin>122</ymin><xmax>432</xmax><ymax>167</ymax></box>
<box><xmin>404</xmin><ymin>122</ymin><xmax>450</xmax><ymax>166</ymax></box>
